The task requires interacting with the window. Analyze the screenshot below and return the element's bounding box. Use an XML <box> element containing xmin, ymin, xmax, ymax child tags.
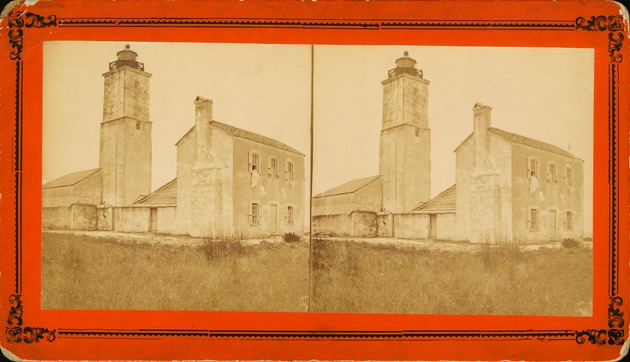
<box><xmin>527</xmin><ymin>157</ymin><xmax>539</xmax><ymax>178</ymax></box>
<box><xmin>286</xmin><ymin>206</ymin><xmax>294</xmax><ymax>225</ymax></box>
<box><xmin>250</xmin><ymin>203</ymin><xmax>260</xmax><ymax>225</ymax></box>
<box><xmin>268</xmin><ymin>157</ymin><xmax>279</xmax><ymax>178</ymax></box>
<box><xmin>528</xmin><ymin>208</ymin><xmax>539</xmax><ymax>231</ymax></box>
<box><xmin>527</xmin><ymin>157</ymin><xmax>540</xmax><ymax>193</ymax></box>
<box><xmin>547</xmin><ymin>162</ymin><xmax>557</xmax><ymax>184</ymax></box>
<box><xmin>285</xmin><ymin>160</ymin><xmax>295</xmax><ymax>181</ymax></box>
<box><xmin>565</xmin><ymin>211</ymin><xmax>573</xmax><ymax>231</ymax></box>
<box><xmin>248</xmin><ymin>151</ymin><xmax>260</xmax><ymax>172</ymax></box>
<box><xmin>136</xmin><ymin>121</ymin><xmax>141</xmax><ymax>130</ymax></box>
<box><xmin>565</xmin><ymin>166</ymin><xmax>574</xmax><ymax>186</ymax></box>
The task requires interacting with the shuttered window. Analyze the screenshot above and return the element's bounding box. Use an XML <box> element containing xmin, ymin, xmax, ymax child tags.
<box><xmin>547</xmin><ymin>162</ymin><xmax>557</xmax><ymax>183</ymax></box>
<box><xmin>248</xmin><ymin>151</ymin><xmax>260</xmax><ymax>172</ymax></box>
<box><xmin>527</xmin><ymin>157</ymin><xmax>539</xmax><ymax>178</ymax></box>
<box><xmin>528</xmin><ymin>208</ymin><xmax>539</xmax><ymax>231</ymax></box>
<box><xmin>269</xmin><ymin>157</ymin><xmax>279</xmax><ymax>178</ymax></box>
<box><xmin>285</xmin><ymin>160</ymin><xmax>294</xmax><ymax>181</ymax></box>
<box><xmin>565</xmin><ymin>211</ymin><xmax>573</xmax><ymax>231</ymax></box>
<box><xmin>250</xmin><ymin>203</ymin><xmax>260</xmax><ymax>225</ymax></box>
<box><xmin>565</xmin><ymin>166</ymin><xmax>573</xmax><ymax>186</ymax></box>
<box><xmin>286</xmin><ymin>206</ymin><xmax>294</xmax><ymax>225</ymax></box>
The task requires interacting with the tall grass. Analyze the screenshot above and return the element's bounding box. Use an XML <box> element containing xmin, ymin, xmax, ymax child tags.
<box><xmin>42</xmin><ymin>232</ymin><xmax>592</xmax><ymax>315</ymax></box>
<box><xmin>42</xmin><ymin>232</ymin><xmax>309</xmax><ymax>311</ymax></box>
<box><xmin>311</xmin><ymin>239</ymin><xmax>592</xmax><ymax>315</ymax></box>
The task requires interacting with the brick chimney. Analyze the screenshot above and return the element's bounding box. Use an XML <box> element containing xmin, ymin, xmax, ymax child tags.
<box><xmin>190</xmin><ymin>96</ymin><xmax>223</xmax><ymax>238</ymax></box>
<box><xmin>473</xmin><ymin>103</ymin><xmax>492</xmax><ymax>170</ymax></box>
<box><xmin>194</xmin><ymin>96</ymin><xmax>213</xmax><ymax>164</ymax></box>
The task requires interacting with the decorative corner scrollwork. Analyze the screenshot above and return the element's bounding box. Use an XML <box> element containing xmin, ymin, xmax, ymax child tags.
<box><xmin>608</xmin><ymin>296</ymin><xmax>625</xmax><ymax>328</ymax></box>
<box><xmin>7</xmin><ymin>294</ymin><xmax>23</xmax><ymax>327</ymax></box>
<box><xmin>5</xmin><ymin>294</ymin><xmax>56</xmax><ymax>343</ymax></box>
<box><xmin>7</xmin><ymin>9</ymin><xmax>58</xmax><ymax>60</ymax></box>
<box><xmin>575</xmin><ymin>15</ymin><xmax>624</xmax><ymax>31</ymax></box>
<box><xmin>575</xmin><ymin>328</ymin><xmax>624</xmax><ymax>345</ymax></box>
<box><xmin>608</xmin><ymin>32</ymin><xmax>624</xmax><ymax>63</ymax></box>
<box><xmin>576</xmin><ymin>297</ymin><xmax>625</xmax><ymax>345</ymax></box>
<box><xmin>575</xmin><ymin>15</ymin><xmax>625</xmax><ymax>63</ymax></box>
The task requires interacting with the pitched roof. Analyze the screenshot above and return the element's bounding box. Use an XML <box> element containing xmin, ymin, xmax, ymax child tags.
<box><xmin>176</xmin><ymin>120</ymin><xmax>304</xmax><ymax>156</ymax></box>
<box><xmin>313</xmin><ymin>175</ymin><xmax>382</xmax><ymax>198</ymax></box>
<box><xmin>414</xmin><ymin>185</ymin><xmax>456</xmax><ymax>212</ymax></box>
<box><xmin>42</xmin><ymin>168</ymin><xmax>101</xmax><ymax>189</ymax></box>
<box><xmin>488</xmin><ymin>128</ymin><xmax>579</xmax><ymax>159</ymax></box>
<box><xmin>134</xmin><ymin>178</ymin><xmax>177</xmax><ymax>205</ymax></box>
<box><xmin>454</xmin><ymin>127</ymin><xmax>579</xmax><ymax>159</ymax></box>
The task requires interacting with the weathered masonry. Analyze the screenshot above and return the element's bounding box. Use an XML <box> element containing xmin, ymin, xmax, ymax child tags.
<box><xmin>42</xmin><ymin>45</ymin><xmax>305</xmax><ymax>239</ymax></box>
<box><xmin>312</xmin><ymin>52</ymin><xmax>584</xmax><ymax>244</ymax></box>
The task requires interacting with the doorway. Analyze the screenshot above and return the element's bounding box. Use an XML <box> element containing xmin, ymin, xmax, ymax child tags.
<box><xmin>150</xmin><ymin>208</ymin><xmax>158</xmax><ymax>232</ymax></box>
<box><xmin>548</xmin><ymin>209</ymin><xmax>557</xmax><ymax>240</ymax></box>
<box><xmin>269</xmin><ymin>204</ymin><xmax>278</xmax><ymax>235</ymax></box>
<box><xmin>429</xmin><ymin>214</ymin><xmax>437</xmax><ymax>239</ymax></box>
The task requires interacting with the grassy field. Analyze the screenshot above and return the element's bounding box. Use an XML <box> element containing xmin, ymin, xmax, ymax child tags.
<box><xmin>42</xmin><ymin>232</ymin><xmax>592</xmax><ymax>315</ymax></box>
<box><xmin>310</xmin><ymin>239</ymin><xmax>592</xmax><ymax>315</ymax></box>
<box><xmin>41</xmin><ymin>232</ymin><xmax>309</xmax><ymax>311</ymax></box>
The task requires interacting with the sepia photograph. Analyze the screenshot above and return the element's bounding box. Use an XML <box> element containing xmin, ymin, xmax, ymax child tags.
<box><xmin>41</xmin><ymin>42</ymin><xmax>593</xmax><ymax>315</ymax></box>
<box><xmin>41</xmin><ymin>42</ymin><xmax>312</xmax><ymax>311</ymax></box>
<box><xmin>310</xmin><ymin>45</ymin><xmax>594</xmax><ymax>315</ymax></box>
<box><xmin>2</xmin><ymin>0</ymin><xmax>627</xmax><ymax>360</ymax></box>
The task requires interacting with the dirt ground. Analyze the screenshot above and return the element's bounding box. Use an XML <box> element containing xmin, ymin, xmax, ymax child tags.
<box><xmin>43</xmin><ymin>230</ymin><xmax>591</xmax><ymax>252</ymax></box>
<box><xmin>321</xmin><ymin>236</ymin><xmax>593</xmax><ymax>252</ymax></box>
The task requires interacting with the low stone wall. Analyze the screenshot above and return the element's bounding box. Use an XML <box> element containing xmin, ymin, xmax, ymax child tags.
<box><xmin>376</xmin><ymin>213</ymin><xmax>393</xmax><ymax>237</ymax></box>
<box><xmin>70</xmin><ymin>203</ymin><xmax>97</xmax><ymax>230</ymax></box>
<box><xmin>390</xmin><ymin>212</ymin><xmax>457</xmax><ymax>240</ymax></box>
<box><xmin>95</xmin><ymin>205</ymin><xmax>178</xmax><ymax>234</ymax></box>
<box><xmin>312</xmin><ymin>214</ymin><xmax>352</xmax><ymax>237</ymax></box>
<box><xmin>311</xmin><ymin>211</ymin><xmax>458</xmax><ymax>240</ymax></box>
<box><xmin>42</xmin><ymin>204</ymin><xmax>97</xmax><ymax>230</ymax></box>
<box><xmin>313</xmin><ymin>211</ymin><xmax>378</xmax><ymax>237</ymax></box>
<box><xmin>96</xmin><ymin>206</ymin><xmax>113</xmax><ymax>231</ymax></box>
<box><xmin>42</xmin><ymin>206</ymin><xmax>72</xmax><ymax>230</ymax></box>
<box><xmin>350</xmin><ymin>210</ymin><xmax>377</xmax><ymax>237</ymax></box>
<box><xmin>156</xmin><ymin>206</ymin><xmax>177</xmax><ymax>234</ymax></box>
<box><xmin>435</xmin><ymin>213</ymin><xmax>457</xmax><ymax>240</ymax></box>
<box><xmin>393</xmin><ymin>213</ymin><xmax>430</xmax><ymax>239</ymax></box>
<box><xmin>113</xmin><ymin>207</ymin><xmax>150</xmax><ymax>232</ymax></box>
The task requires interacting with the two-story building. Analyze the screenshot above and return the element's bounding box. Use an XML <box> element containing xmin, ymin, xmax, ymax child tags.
<box><xmin>168</xmin><ymin>97</ymin><xmax>305</xmax><ymax>239</ymax></box>
<box><xmin>453</xmin><ymin>103</ymin><xmax>584</xmax><ymax>243</ymax></box>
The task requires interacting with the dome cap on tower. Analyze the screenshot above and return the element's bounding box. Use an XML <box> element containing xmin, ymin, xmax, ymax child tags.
<box><xmin>109</xmin><ymin>44</ymin><xmax>145</xmax><ymax>72</ymax></box>
<box><xmin>387</xmin><ymin>51</ymin><xmax>423</xmax><ymax>79</ymax></box>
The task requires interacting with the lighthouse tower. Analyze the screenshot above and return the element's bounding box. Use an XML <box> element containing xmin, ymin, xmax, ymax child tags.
<box><xmin>379</xmin><ymin>52</ymin><xmax>431</xmax><ymax>212</ymax></box>
<box><xmin>99</xmin><ymin>45</ymin><xmax>152</xmax><ymax>206</ymax></box>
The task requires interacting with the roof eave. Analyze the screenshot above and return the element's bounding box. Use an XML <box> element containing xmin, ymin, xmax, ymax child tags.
<box><xmin>175</xmin><ymin>125</ymin><xmax>196</xmax><ymax>146</ymax></box>
<box><xmin>314</xmin><ymin>175</ymin><xmax>381</xmax><ymax>199</ymax></box>
<box><xmin>42</xmin><ymin>168</ymin><xmax>102</xmax><ymax>189</ymax></box>
<box><xmin>176</xmin><ymin>122</ymin><xmax>305</xmax><ymax>156</ymax></box>
<box><xmin>453</xmin><ymin>132</ymin><xmax>474</xmax><ymax>153</ymax></box>
<box><xmin>489</xmin><ymin>127</ymin><xmax>580</xmax><ymax>160</ymax></box>
<box><xmin>133</xmin><ymin>178</ymin><xmax>178</xmax><ymax>205</ymax></box>
<box><xmin>413</xmin><ymin>184</ymin><xmax>456</xmax><ymax>211</ymax></box>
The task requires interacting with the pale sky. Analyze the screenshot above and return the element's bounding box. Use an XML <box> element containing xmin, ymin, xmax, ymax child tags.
<box><xmin>43</xmin><ymin>42</ymin><xmax>593</xmax><ymax>234</ymax></box>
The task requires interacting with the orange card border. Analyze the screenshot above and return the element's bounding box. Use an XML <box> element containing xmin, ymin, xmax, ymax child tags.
<box><xmin>0</xmin><ymin>0</ymin><xmax>628</xmax><ymax>360</ymax></box>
